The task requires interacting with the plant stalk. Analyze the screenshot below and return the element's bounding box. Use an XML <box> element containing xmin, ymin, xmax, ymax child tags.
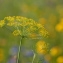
<box><xmin>32</xmin><ymin>52</ymin><xmax>36</xmax><ymax>63</ymax></box>
<box><xmin>17</xmin><ymin>36</ymin><xmax>23</xmax><ymax>63</ymax></box>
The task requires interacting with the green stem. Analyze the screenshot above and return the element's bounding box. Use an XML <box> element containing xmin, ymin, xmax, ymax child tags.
<box><xmin>32</xmin><ymin>51</ymin><xmax>36</xmax><ymax>63</ymax></box>
<box><xmin>17</xmin><ymin>36</ymin><xmax>22</xmax><ymax>63</ymax></box>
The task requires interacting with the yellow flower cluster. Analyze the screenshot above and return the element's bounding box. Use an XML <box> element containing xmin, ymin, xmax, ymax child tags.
<box><xmin>36</xmin><ymin>41</ymin><xmax>48</xmax><ymax>55</ymax></box>
<box><xmin>4</xmin><ymin>16</ymin><xmax>37</xmax><ymax>27</ymax></box>
<box><xmin>13</xmin><ymin>30</ymin><xmax>21</xmax><ymax>36</ymax></box>
<box><xmin>39</xmin><ymin>28</ymin><xmax>48</xmax><ymax>37</ymax></box>
<box><xmin>0</xmin><ymin>20</ymin><xmax>5</xmax><ymax>27</ymax></box>
<box><xmin>55</xmin><ymin>18</ymin><xmax>63</xmax><ymax>32</ymax></box>
<box><xmin>0</xmin><ymin>16</ymin><xmax>48</xmax><ymax>37</ymax></box>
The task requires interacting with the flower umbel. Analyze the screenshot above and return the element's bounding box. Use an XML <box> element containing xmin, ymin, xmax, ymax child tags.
<box><xmin>0</xmin><ymin>20</ymin><xmax>5</xmax><ymax>27</ymax></box>
<box><xmin>0</xmin><ymin>16</ymin><xmax>48</xmax><ymax>37</ymax></box>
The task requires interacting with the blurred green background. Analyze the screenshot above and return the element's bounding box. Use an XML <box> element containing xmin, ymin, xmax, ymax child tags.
<box><xmin>0</xmin><ymin>0</ymin><xmax>63</xmax><ymax>63</ymax></box>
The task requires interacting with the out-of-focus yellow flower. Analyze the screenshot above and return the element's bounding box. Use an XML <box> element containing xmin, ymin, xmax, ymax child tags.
<box><xmin>13</xmin><ymin>30</ymin><xmax>21</xmax><ymax>36</ymax></box>
<box><xmin>55</xmin><ymin>24</ymin><xmax>63</xmax><ymax>32</ymax></box>
<box><xmin>55</xmin><ymin>18</ymin><xmax>63</xmax><ymax>32</ymax></box>
<box><xmin>0</xmin><ymin>49</ymin><xmax>4</xmax><ymax>62</ymax></box>
<box><xmin>0</xmin><ymin>20</ymin><xmax>5</xmax><ymax>27</ymax></box>
<box><xmin>50</xmin><ymin>47</ymin><xmax>62</xmax><ymax>56</ymax></box>
<box><xmin>57</xmin><ymin>56</ymin><xmax>63</xmax><ymax>63</ymax></box>
<box><xmin>36</xmin><ymin>41</ymin><xmax>48</xmax><ymax>55</ymax></box>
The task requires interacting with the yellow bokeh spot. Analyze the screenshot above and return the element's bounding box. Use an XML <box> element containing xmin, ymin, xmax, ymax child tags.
<box><xmin>57</xmin><ymin>56</ymin><xmax>63</xmax><ymax>63</ymax></box>
<box><xmin>50</xmin><ymin>47</ymin><xmax>61</xmax><ymax>56</ymax></box>
<box><xmin>55</xmin><ymin>18</ymin><xmax>63</xmax><ymax>32</ymax></box>
<box><xmin>55</xmin><ymin>24</ymin><xmax>63</xmax><ymax>32</ymax></box>
<box><xmin>36</xmin><ymin>41</ymin><xmax>48</xmax><ymax>55</ymax></box>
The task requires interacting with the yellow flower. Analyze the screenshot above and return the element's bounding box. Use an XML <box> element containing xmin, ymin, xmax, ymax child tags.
<box><xmin>37</xmin><ymin>23</ymin><xmax>43</xmax><ymax>28</ymax></box>
<box><xmin>13</xmin><ymin>30</ymin><xmax>21</xmax><ymax>36</ymax></box>
<box><xmin>36</xmin><ymin>41</ymin><xmax>48</xmax><ymax>55</ymax></box>
<box><xmin>50</xmin><ymin>47</ymin><xmax>61</xmax><ymax>56</ymax></box>
<box><xmin>55</xmin><ymin>18</ymin><xmax>63</xmax><ymax>32</ymax></box>
<box><xmin>55</xmin><ymin>24</ymin><xmax>63</xmax><ymax>32</ymax></box>
<box><xmin>0</xmin><ymin>16</ymin><xmax>48</xmax><ymax>37</ymax></box>
<box><xmin>57</xmin><ymin>56</ymin><xmax>63</xmax><ymax>63</ymax></box>
<box><xmin>7</xmin><ymin>22</ymin><xmax>15</xmax><ymax>26</ymax></box>
<box><xmin>39</xmin><ymin>29</ymin><xmax>48</xmax><ymax>37</ymax></box>
<box><xmin>4</xmin><ymin>16</ymin><xmax>15</xmax><ymax>21</ymax></box>
<box><xmin>4</xmin><ymin>16</ymin><xmax>15</xmax><ymax>26</ymax></box>
<box><xmin>0</xmin><ymin>20</ymin><xmax>5</xmax><ymax>27</ymax></box>
<box><xmin>0</xmin><ymin>49</ymin><xmax>4</xmax><ymax>62</ymax></box>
